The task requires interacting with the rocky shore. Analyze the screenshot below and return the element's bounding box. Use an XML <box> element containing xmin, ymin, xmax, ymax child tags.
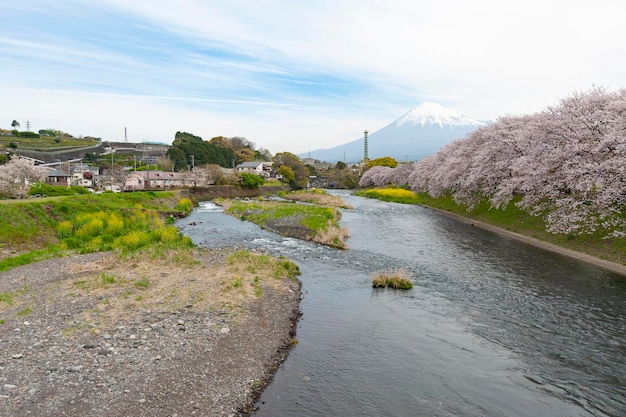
<box><xmin>0</xmin><ymin>250</ymin><xmax>301</xmax><ymax>417</ymax></box>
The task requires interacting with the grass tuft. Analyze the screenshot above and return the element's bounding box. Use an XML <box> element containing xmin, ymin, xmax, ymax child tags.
<box><xmin>371</xmin><ymin>269</ymin><xmax>413</xmax><ymax>290</ymax></box>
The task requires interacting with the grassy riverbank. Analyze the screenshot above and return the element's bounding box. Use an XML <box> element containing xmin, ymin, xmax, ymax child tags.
<box><xmin>217</xmin><ymin>192</ymin><xmax>350</xmax><ymax>249</ymax></box>
<box><xmin>0</xmin><ymin>191</ymin><xmax>194</xmax><ymax>269</ymax></box>
<box><xmin>356</xmin><ymin>188</ymin><xmax>626</xmax><ymax>266</ymax></box>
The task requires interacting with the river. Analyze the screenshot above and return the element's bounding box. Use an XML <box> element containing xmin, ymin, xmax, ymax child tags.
<box><xmin>177</xmin><ymin>192</ymin><xmax>625</xmax><ymax>417</ymax></box>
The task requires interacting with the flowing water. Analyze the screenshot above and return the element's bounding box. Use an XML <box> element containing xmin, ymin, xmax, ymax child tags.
<box><xmin>177</xmin><ymin>192</ymin><xmax>626</xmax><ymax>417</ymax></box>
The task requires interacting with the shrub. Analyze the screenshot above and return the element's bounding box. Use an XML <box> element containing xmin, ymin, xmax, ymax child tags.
<box><xmin>240</xmin><ymin>173</ymin><xmax>265</xmax><ymax>188</ymax></box>
<box><xmin>76</xmin><ymin>218</ymin><xmax>104</xmax><ymax>238</ymax></box>
<box><xmin>115</xmin><ymin>230</ymin><xmax>152</xmax><ymax>250</ymax></box>
<box><xmin>153</xmin><ymin>226</ymin><xmax>179</xmax><ymax>243</ymax></box>
<box><xmin>104</xmin><ymin>213</ymin><xmax>124</xmax><ymax>235</ymax></box>
<box><xmin>175</xmin><ymin>198</ymin><xmax>194</xmax><ymax>214</ymax></box>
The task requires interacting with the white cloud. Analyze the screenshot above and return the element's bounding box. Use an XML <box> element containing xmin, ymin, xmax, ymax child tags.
<box><xmin>1</xmin><ymin>0</ymin><xmax>624</xmax><ymax>153</ymax></box>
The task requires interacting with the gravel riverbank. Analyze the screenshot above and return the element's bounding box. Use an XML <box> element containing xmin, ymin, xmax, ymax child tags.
<box><xmin>0</xmin><ymin>250</ymin><xmax>301</xmax><ymax>417</ymax></box>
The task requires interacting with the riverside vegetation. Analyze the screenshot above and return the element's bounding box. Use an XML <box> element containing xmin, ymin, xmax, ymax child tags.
<box><xmin>0</xmin><ymin>189</ymin><xmax>303</xmax><ymax>416</ymax></box>
<box><xmin>0</xmin><ymin>190</ymin><xmax>300</xmax><ymax>306</ymax></box>
<box><xmin>217</xmin><ymin>190</ymin><xmax>350</xmax><ymax>249</ymax></box>
<box><xmin>371</xmin><ymin>269</ymin><xmax>414</xmax><ymax>290</ymax></box>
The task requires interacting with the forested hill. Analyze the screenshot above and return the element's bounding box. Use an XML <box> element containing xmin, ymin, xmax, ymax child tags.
<box><xmin>360</xmin><ymin>87</ymin><xmax>626</xmax><ymax>239</ymax></box>
<box><xmin>167</xmin><ymin>132</ymin><xmax>235</xmax><ymax>170</ymax></box>
<box><xmin>166</xmin><ymin>132</ymin><xmax>271</xmax><ymax>170</ymax></box>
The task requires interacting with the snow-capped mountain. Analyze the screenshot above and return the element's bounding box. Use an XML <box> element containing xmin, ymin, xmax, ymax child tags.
<box><xmin>303</xmin><ymin>102</ymin><xmax>488</xmax><ymax>163</ymax></box>
<box><xmin>393</xmin><ymin>102</ymin><xmax>483</xmax><ymax>128</ymax></box>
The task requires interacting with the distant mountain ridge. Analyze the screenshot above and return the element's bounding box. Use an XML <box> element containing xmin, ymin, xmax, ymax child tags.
<box><xmin>303</xmin><ymin>102</ymin><xmax>488</xmax><ymax>163</ymax></box>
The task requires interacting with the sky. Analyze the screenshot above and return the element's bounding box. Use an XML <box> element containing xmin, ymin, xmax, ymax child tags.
<box><xmin>1</xmin><ymin>1</ymin><xmax>624</xmax><ymax>155</ymax></box>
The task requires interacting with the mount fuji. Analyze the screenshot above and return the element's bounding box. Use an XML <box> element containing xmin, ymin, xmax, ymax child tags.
<box><xmin>303</xmin><ymin>102</ymin><xmax>488</xmax><ymax>163</ymax></box>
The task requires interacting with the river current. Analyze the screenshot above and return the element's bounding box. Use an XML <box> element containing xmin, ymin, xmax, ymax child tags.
<box><xmin>176</xmin><ymin>192</ymin><xmax>625</xmax><ymax>417</ymax></box>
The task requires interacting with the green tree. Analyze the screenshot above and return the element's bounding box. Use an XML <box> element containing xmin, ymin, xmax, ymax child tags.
<box><xmin>167</xmin><ymin>146</ymin><xmax>188</xmax><ymax>171</ymax></box>
<box><xmin>273</xmin><ymin>152</ymin><xmax>309</xmax><ymax>189</ymax></box>
<box><xmin>11</xmin><ymin>120</ymin><xmax>19</xmax><ymax>130</ymax></box>
<box><xmin>327</xmin><ymin>169</ymin><xmax>360</xmax><ymax>189</ymax></box>
<box><xmin>167</xmin><ymin>132</ymin><xmax>236</xmax><ymax>171</ymax></box>
<box><xmin>278</xmin><ymin>165</ymin><xmax>295</xmax><ymax>183</ymax></box>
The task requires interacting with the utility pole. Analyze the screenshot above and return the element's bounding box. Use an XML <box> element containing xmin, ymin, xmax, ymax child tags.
<box><xmin>110</xmin><ymin>150</ymin><xmax>114</xmax><ymax>191</ymax></box>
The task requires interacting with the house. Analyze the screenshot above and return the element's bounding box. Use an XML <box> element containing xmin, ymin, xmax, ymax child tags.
<box><xmin>46</xmin><ymin>169</ymin><xmax>72</xmax><ymax>186</ymax></box>
<box><xmin>71</xmin><ymin>172</ymin><xmax>93</xmax><ymax>188</ymax></box>
<box><xmin>235</xmin><ymin>161</ymin><xmax>274</xmax><ymax>177</ymax></box>
<box><xmin>124</xmin><ymin>171</ymin><xmax>188</xmax><ymax>191</ymax></box>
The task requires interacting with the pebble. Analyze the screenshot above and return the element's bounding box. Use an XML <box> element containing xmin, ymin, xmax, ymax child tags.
<box><xmin>3</xmin><ymin>384</ymin><xmax>18</xmax><ymax>391</ymax></box>
<box><xmin>219</xmin><ymin>327</ymin><xmax>230</xmax><ymax>334</ymax></box>
<box><xmin>12</xmin><ymin>354</ymin><xmax>23</xmax><ymax>359</ymax></box>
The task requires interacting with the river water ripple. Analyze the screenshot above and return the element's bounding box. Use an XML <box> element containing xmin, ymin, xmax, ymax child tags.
<box><xmin>177</xmin><ymin>192</ymin><xmax>625</xmax><ymax>417</ymax></box>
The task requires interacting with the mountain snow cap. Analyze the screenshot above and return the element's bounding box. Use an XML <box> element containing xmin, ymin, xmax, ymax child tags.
<box><xmin>393</xmin><ymin>102</ymin><xmax>485</xmax><ymax>128</ymax></box>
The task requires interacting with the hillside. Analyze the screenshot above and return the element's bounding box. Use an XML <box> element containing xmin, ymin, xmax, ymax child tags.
<box><xmin>1</xmin><ymin>129</ymin><xmax>104</xmax><ymax>163</ymax></box>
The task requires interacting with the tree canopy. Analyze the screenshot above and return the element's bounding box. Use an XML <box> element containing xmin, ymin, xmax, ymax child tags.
<box><xmin>167</xmin><ymin>132</ymin><xmax>238</xmax><ymax>170</ymax></box>
<box><xmin>273</xmin><ymin>152</ymin><xmax>310</xmax><ymax>189</ymax></box>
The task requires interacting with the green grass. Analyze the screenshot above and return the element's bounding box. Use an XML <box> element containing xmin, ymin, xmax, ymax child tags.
<box><xmin>227</xmin><ymin>250</ymin><xmax>301</xmax><ymax>281</ymax></box>
<box><xmin>134</xmin><ymin>277</ymin><xmax>150</xmax><ymax>288</ymax></box>
<box><xmin>0</xmin><ymin>248</ymin><xmax>64</xmax><ymax>273</ymax></box>
<box><xmin>0</xmin><ymin>191</ymin><xmax>195</xmax><ymax>271</ymax></box>
<box><xmin>29</xmin><ymin>183</ymin><xmax>92</xmax><ymax>197</ymax></box>
<box><xmin>360</xmin><ymin>188</ymin><xmax>626</xmax><ymax>266</ymax></box>
<box><xmin>0</xmin><ymin>135</ymin><xmax>100</xmax><ymax>149</ymax></box>
<box><xmin>219</xmin><ymin>198</ymin><xmax>348</xmax><ymax>248</ymax></box>
<box><xmin>223</xmin><ymin>199</ymin><xmax>337</xmax><ymax>228</ymax></box>
<box><xmin>0</xmin><ymin>292</ymin><xmax>15</xmax><ymax>305</ymax></box>
<box><xmin>16</xmin><ymin>307</ymin><xmax>33</xmax><ymax>316</ymax></box>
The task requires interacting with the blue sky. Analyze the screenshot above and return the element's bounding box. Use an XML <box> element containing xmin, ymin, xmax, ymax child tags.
<box><xmin>1</xmin><ymin>1</ymin><xmax>624</xmax><ymax>154</ymax></box>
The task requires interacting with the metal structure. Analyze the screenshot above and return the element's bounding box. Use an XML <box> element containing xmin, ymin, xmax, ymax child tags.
<box><xmin>363</xmin><ymin>129</ymin><xmax>369</xmax><ymax>162</ymax></box>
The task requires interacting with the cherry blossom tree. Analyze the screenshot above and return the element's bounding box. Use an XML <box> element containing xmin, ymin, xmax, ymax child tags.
<box><xmin>0</xmin><ymin>157</ymin><xmax>49</xmax><ymax>198</ymax></box>
<box><xmin>183</xmin><ymin>164</ymin><xmax>224</xmax><ymax>186</ymax></box>
<box><xmin>363</xmin><ymin>87</ymin><xmax>626</xmax><ymax>237</ymax></box>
